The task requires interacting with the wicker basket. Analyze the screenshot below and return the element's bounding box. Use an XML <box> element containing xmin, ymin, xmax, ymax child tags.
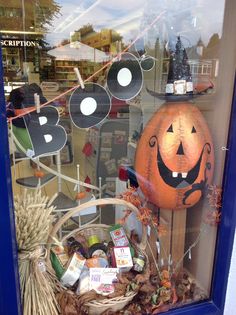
<box><xmin>47</xmin><ymin>198</ymin><xmax>148</xmax><ymax>315</ymax></box>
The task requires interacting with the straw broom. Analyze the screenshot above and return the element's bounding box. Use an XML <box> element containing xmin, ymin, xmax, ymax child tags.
<box><xmin>15</xmin><ymin>190</ymin><xmax>61</xmax><ymax>315</ymax></box>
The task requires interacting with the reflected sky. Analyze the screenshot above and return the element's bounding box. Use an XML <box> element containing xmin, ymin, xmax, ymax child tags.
<box><xmin>46</xmin><ymin>0</ymin><xmax>225</xmax><ymax>48</ymax></box>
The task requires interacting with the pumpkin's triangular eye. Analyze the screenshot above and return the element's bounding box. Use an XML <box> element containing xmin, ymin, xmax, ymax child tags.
<box><xmin>167</xmin><ymin>124</ymin><xmax>173</xmax><ymax>132</ymax></box>
<box><xmin>191</xmin><ymin>126</ymin><xmax>196</xmax><ymax>133</ymax></box>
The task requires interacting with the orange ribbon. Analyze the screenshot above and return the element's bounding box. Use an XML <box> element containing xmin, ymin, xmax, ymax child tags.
<box><xmin>14</xmin><ymin>106</ymin><xmax>35</xmax><ymax>116</ymax></box>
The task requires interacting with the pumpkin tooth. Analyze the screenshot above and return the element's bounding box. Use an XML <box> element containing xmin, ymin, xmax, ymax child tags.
<box><xmin>172</xmin><ymin>172</ymin><xmax>178</xmax><ymax>178</ymax></box>
<box><xmin>182</xmin><ymin>172</ymin><xmax>188</xmax><ymax>178</ymax></box>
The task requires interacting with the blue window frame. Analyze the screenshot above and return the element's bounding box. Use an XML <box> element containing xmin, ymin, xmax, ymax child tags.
<box><xmin>0</xmin><ymin>46</ymin><xmax>22</xmax><ymax>315</ymax></box>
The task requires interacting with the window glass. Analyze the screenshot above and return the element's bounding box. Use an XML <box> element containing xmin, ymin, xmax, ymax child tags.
<box><xmin>1</xmin><ymin>0</ymin><xmax>235</xmax><ymax>314</ymax></box>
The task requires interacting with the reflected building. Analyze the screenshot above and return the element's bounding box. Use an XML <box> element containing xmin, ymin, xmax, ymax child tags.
<box><xmin>153</xmin><ymin>36</ymin><xmax>220</xmax><ymax>94</ymax></box>
<box><xmin>0</xmin><ymin>0</ymin><xmax>61</xmax><ymax>96</ymax></box>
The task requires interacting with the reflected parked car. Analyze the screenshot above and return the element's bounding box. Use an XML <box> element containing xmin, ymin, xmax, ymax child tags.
<box><xmin>193</xmin><ymin>76</ymin><xmax>214</xmax><ymax>94</ymax></box>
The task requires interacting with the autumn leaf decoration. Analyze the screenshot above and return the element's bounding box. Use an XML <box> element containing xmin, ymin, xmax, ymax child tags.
<box><xmin>204</xmin><ymin>185</ymin><xmax>222</xmax><ymax>226</ymax></box>
<box><xmin>118</xmin><ymin>187</ymin><xmax>167</xmax><ymax>236</ymax></box>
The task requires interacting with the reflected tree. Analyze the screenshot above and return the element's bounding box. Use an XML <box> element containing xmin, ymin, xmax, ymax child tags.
<box><xmin>0</xmin><ymin>0</ymin><xmax>61</xmax><ymax>32</ymax></box>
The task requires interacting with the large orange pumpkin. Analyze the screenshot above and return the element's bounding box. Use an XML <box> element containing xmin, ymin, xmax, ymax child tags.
<box><xmin>135</xmin><ymin>102</ymin><xmax>214</xmax><ymax>210</ymax></box>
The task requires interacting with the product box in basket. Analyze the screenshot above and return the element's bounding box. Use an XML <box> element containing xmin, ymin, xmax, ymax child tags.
<box><xmin>112</xmin><ymin>246</ymin><xmax>133</xmax><ymax>272</ymax></box>
<box><xmin>109</xmin><ymin>224</ymin><xmax>129</xmax><ymax>247</ymax></box>
<box><xmin>50</xmin><ymin>245</ymin><xmax>86</xmax><ymax>286</ymax></box>
<box><xmin>60</xmin><ymin>252</ymin><xmax>86</xmax><ymax>287</ymax></box>
<box><xmin>89</xmin><ymin>268</ymin><xmax>119</xmax><ymax>295</ymax></box>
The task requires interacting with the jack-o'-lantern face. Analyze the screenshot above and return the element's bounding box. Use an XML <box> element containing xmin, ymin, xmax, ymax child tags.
<box><xmin>135</xmin><ymin>102</ymin><xmax>214</xmax><ymax>210</ymax></box>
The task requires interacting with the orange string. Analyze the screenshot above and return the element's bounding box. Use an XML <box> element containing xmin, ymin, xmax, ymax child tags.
<box><xmin>8</xmin><ymin>10</ymin><xmax>166</xmax><ymax>122</ymax></box>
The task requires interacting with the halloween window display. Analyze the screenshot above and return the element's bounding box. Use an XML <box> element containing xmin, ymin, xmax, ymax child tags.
<box><xmin>5</xmin><ymin>0</ymin><xmax>234</xmax><ymax>314</ymax></box>
<box><xmin>8</xmin><ymin>37</ymin><xmax>220</xmax><ymax>314</ymax></box>
<box><xmin>8</xmin><ymin>36</ymin><xmax>220</xmax><ymax>314</ymax></box>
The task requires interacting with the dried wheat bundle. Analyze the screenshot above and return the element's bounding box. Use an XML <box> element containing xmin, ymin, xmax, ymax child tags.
<box><xmin>15</xmin><ymin>190</ymin><xmax>60</xmax><ymax>315</ymax></box>
<box><xmin>14</xmin><ymin>190</ymin><xmax>55</xmax><ymax>250</ymax></box>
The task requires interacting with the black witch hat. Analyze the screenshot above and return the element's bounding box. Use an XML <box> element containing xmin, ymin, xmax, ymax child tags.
<box><xmin>147</xmin><ymin>36</ymin><xmax>198</xmax><ymax>101</ymax></box>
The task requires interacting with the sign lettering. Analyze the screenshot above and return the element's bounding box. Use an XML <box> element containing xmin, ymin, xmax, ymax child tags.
<box><xmin>1</xmin><ymin>40</ymin><xmax>38</xmax><ymax>47</ymax></box>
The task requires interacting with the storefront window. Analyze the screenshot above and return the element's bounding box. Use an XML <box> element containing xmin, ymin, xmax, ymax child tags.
<box><xmin>1</xmin><ymin>0</ymin><xmax>236</xmax><ymax>314</ymax></box>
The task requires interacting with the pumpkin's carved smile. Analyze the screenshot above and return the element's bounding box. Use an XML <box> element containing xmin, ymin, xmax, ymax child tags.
<box><xmin>157</xmin><ymin>144</ymin><xmax>211</xmax><ymax>189</ymax></box>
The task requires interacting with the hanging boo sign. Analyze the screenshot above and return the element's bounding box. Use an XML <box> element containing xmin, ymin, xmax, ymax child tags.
<box><xmin>22</xmin><ymin>44</ymin><xmax>154</xmax><ymax>158</ymax></box>
<box><xmin>23</xmin><ymin>106</ymin><xmax>67</xmax><ymax>158</ymax></box>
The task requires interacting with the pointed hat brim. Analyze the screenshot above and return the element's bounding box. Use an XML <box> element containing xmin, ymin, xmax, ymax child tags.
<box><xmin>146</xmin><ymin>87</ymin><xmax>205</xmax><ymax>102</ymax></box>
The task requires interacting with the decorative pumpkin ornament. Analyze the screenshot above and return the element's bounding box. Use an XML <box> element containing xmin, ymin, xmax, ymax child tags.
<box><xmin>75</xmin><ymin>191</ymin><xmax>87</xmax><ymax>200</ymax></box>
<box><xmin>134</xmin><ymin>102</ymin><xmax>214</xmax><ymax>210</ymax></box>
<box><xmin>135</xmin><ymin>36</ymin><xmax>214</xmax><ymax>210</ymax></box>
<box><xmin>34</xmin><ymin>170</ymin><xmax>45</xmax><ymax>178</ymax></box>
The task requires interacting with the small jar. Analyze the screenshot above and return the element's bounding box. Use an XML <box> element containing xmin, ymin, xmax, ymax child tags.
<box><xmin>66</xmin><ymin>237</ymin><xmax>87</xmax><ymax>258</ymax></box>
<box><xmin>88</xmin><ymin>235</ymin><xmax>107</xmax><ymax>258</ymax></box>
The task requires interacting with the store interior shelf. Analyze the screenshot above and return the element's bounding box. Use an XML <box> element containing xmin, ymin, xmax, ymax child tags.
<box><xmin>16</xmin><ymin>173</ymin><xmax>56</xmax><ymax>188</ymax></box>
